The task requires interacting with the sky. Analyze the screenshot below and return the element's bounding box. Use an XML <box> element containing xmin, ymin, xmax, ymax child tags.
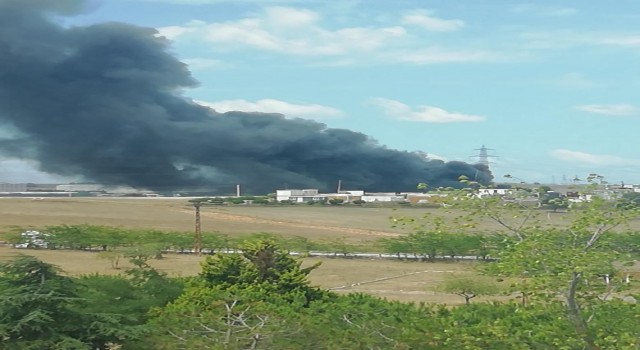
<box><xmin>2</xmin><ymin>0</ymin><xmax>640</xmax><ymax>186</ymax></box>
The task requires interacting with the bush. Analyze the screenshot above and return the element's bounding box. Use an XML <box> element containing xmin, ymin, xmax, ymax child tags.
<box><xmin>207</xmin><ymin>198</ymin><xmax>225</xmax><ymax>205</ymax></box>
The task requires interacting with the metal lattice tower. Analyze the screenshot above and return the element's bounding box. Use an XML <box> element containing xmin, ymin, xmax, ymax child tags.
<box><xmin>472</xmin><ymin>145</ymin><xmax>496</xmax><ymax>167</ymax></box>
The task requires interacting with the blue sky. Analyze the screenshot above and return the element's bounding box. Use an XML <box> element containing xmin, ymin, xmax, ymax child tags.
<box><xmin>2</xmin><ymin>0</ymin><xmax>640</xmax><ymax>185</ymax></box>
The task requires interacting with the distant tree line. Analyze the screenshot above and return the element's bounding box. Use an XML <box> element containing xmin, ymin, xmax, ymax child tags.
<box><xmin>5</xmin><ymin>224</ymin><xmax>640</xmax><ymax>263</ymax></box>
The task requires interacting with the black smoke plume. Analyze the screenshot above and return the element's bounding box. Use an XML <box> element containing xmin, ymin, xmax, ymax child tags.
<box><xmin>0</xmin><ymin>0</ymin><xmax>492</xmax><ymax>194</ymax></box>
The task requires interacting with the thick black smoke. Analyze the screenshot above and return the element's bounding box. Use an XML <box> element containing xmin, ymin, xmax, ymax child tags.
<box><xmin>0</xmin><ymin>0</ymin><xmax>492</xmax><ymax>194</ymax></box>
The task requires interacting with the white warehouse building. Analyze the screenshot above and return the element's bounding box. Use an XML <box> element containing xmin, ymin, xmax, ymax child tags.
<box><xmin>276</xmin><ymin>189</ymin><xmax>325</xmax><ymax>203</ymax></box>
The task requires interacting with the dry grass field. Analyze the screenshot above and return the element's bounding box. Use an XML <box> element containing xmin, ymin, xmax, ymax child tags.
<box><xmin>0</xmin><ymin>197</ymin><xmax>590</xmax><ymax>242</ymax></box>
<box><xmin>0</xmin><ymin>197</ymin><xmax>513</xmax><ymax>304</ymax></box>
<box><xmin>0</xmin><ymin>245</ymin><xmax>500</xmax><ymax>305</ymax></box>
<box><xmin>1</xmin><ymin>197</ymin><xmax>635</xmax><ymax>304</ymax></box>
<box><xmin>0</xmin><ymin>198</ymin><xmax>409</xmax><ymax>242</ymax></box>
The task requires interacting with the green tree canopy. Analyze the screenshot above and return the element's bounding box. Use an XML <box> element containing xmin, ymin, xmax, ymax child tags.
<box><xmin>0</xmin><ymin>256</ymin><xmax>142</xmax><ymax>349</ymax></box>
<box><xmin>199</xmin><ymin>240</ymin><xmax>327</xmax><ymax>304</ymax></box>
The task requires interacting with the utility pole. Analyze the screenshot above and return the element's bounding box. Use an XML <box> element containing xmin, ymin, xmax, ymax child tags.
<box><xmin>193</xmin><ymin>201</ymin><xmax>202</xmax><ymax>255</ymax></box>
<box><xmin>189</xmin><ymin>199</ymin><xmax>211</xmax><ymax>256</ymax></box>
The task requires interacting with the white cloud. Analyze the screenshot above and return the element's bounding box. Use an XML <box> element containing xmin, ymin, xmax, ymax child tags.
<box><xmin>204</xmin><ymin>19</ymin><xmax>283</xmax><ymax>51</ymax></box>
<box><xmin>156</xmin><ymin>25</ymin><xmax>195</xmax><ymax>40</ymax></box>
<box><xmin>397</xmin><ymin>47</ymin><xmax>504</xmax><ymax>64</ymax></box>
<box><xmin>575</xmin><ymin>104</ymin><xmax>638</xmax><ymax>116</ymax></box>
<box><xmin>157</xmin><ymin>7</ymin><xmax>505</xmax><ymax>65</ymax></box>
<box><xmin>511</xmin><ymin>5</ymin><xmax>577</xmax><ymax>17</ymax></box>
<box><xmin>135</xmin><ymin>0</ymin><xmax>216</xmax><ymax>3</ymax></box>
<box><xmin>402</xmin><ymin>10</ymin><xmax>464</xmax><ymax>32</ymax></box>
<box><xmin>156</xmin><ymin>20</ymin><xmax>206</xmax><ymax>40</ymax></box>
<box><xmin>370</xmin><ymin>98</ymin><xmax>485</xmax><ymax>123</ymax></box>
<box><xmin>264</xmin><ymin>6</ymin><xmax>319</xmax><ymax>28</ymax></box>
<box><xmin>197</xmin><ymin>8</ymin><xmax>406</xmax><ymax>56</ymax></box>
<box><xmin>557</xmin><ymin>73</ymin><xmax>598</xmax><ymax>89</ymax></box>
<box><xmin>548</xmin><ymin>8</ymin><xmax>578</xmax><ymax>17</ymax></box>
<box><xmin>520</xmin><ymin>30</ymin><xmax>640</xmax><ymax>52</ymax></box>
<box><xmin>600</xmin><ymin>35</ymin><xmax>640</xmax><ymax>47</ymax></box>
<box><xmin>136</xmin><ymin>0</ymin><xmax>304</xmax><ymax>4</ymax></box>
<box><xmin>550</xmin><ymin>149</ymin><xmax>640</xmax><ymax>166</ymax></box>
<box><xmin>518</xmin><ymin>30</ymin><xmax>590</xmax><ymax>50</ymax></box>
<box><xmin>196</xmin><ymin>99</ymin><xmax>345</xmax><ymax>119</ymax></box>
<box><xmin>181</xmin><ymin>58</ymin><xmax>226</xmax><ymax>70</ymax></box>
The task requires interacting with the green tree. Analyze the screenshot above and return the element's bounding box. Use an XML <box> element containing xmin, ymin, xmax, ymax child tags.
<box><xmin>440</xmin><ymin>275</ymin><xmax>499</xmax><ymax>304</ymax></box>
<box><xmin>0</xmin><ymin>256</ymin><xmax>141</xmax><ymax>349</ymax></box>
<box><xmin>199</xmin><ymin>240</ymin><xmax>326</xmax><ymax>303</ymax></box>
<box><xmin>545</xmin><ymin>196</ymin><xmax>570</xmax><ymax>212</ymax></box>
<box><xmin>148</xmin><ymin>285</ymin><xmax>308</xmax><ymax>349</ymax></box>
<box><xmin>252</xmin><ymin>198</ymin><xmax>270</xmax><ymax>205</ymax></box>
<box><xmin>96</xmin><ymin>249</ymin><xmax>123</xmax><ymax>269</ymax></box>
<box><xmin>393</xmin><ymin>175</ymin><xmax>640</xmax><ymax>349</ymax></box>
<box><xmin>79</xmin><ymin>265</ymin><xmax>184</xmax><ymax>328</ymax></box>
<box><xmin>618</xmin><ymin>191</ymin><xmax>640</xmax><ymax>209</ymax></box>
<box><xmin>148</xmin><ymin>240</ymin><xmax>332</xmax><ymax>349</ymax></box>
<box><xmin>448</xmin><ymin>176</ymin><xmax>640</xmax><ymax>349</ymax></box>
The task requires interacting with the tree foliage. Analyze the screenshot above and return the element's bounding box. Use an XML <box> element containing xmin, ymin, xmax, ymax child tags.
<box><xmin>440</xmin><ymin>275</ymin><xmax>500</xmax><ymax>304</ymax></box>
<box><xmin>436</xmin><ymin>176</ymin><xmax>640</xmax><ymax>349</ymax></box>
<box><xmin>0</xmin><ymin>256</ymin><xmax>143</xmax><ymax>349</ymax></box>
<box><xmin>199</xmin><ymin>240</ymin><xmax>327</xmax><ymax>304</ymax></box>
